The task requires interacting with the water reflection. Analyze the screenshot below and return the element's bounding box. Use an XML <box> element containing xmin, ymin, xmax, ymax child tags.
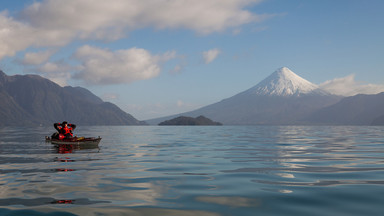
<box><xmin>196</xmin><ymin>196</ymin><xmax>261</xmax><ymax>207</ymax></box>
<box><xmin>52</xmin><ymin>207</ymin><xmax>221</xmax><ymax>216</ymax></box>
<box><xmin>52</xmin><ymin>199</ymin><xmax>75</xmax><ymax>204</ymax></box>
<box><xmin>275</xmin><ymin>173</ymin><xmax>295</xmax><ymax>178</ymax></box>
<box><xmin>53</xmin><ymin>144</ymin><xmax>100</xmax><ymax>154</ymax></box>
<box><xmin>264</xmin><ymin>126</ymin><xmax>384</xmax><ymax>196</ymax></box>
<box><xmin>219</xmin><ymin>126</ymin><xmax>384</xmax><ymax>196</ymax></box>
<box><xmin>55</xmin><ymin>168</ymin><xmax>75</xmax><ymax>172</ymax></box>
<box><xmin>256</xmin><ymin>179</ymin><xmax>384</xmax><ymax>187</ymax></box>
<box><xmin>0</xmin><ymin>197</ymin><xmax>108</xmax><ymax>206</ymax></box>
<box><xmin>56</xmin><ymin>144</ymin><xmax>75</xmax><ymax>154</ymax></box>
<box><xmin>1</xmin><ymin>126</ymin><xmax>384</xmax><ymax>216</ymax></box>
<box><xmin>54</xmin><ymin>157</ymin><xmax>76</xmax><ymax>163</ymax></box>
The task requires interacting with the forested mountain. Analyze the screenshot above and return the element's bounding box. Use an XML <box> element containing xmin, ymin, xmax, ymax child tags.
<box><xmin>305</xmin><ymin>92</ymin><xmax>384</xmax><ymax>125</ymax></box>
<box><xmin>159</xmin><ymin>116</ymin><xmax>222</xmax><ymax>125</ymax></box>
<box><xmin>0</xmin><ymin>70</ymin><xmax>144</xmax><ymax>126</ymax></box>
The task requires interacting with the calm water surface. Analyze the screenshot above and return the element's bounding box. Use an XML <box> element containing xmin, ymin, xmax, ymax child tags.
<box><xmin>0</xmin><ymin>126</ymin><xmax>384</xmax><ymax>216</ymax></box>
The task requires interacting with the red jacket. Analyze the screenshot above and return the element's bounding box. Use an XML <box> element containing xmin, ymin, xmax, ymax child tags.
<box><xmin>54</xmin><ymin>123</ymin><xmax>76</xmax><ymax>138</ymax></box>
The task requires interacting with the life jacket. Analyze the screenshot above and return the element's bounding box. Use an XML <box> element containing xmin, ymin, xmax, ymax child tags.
<box><xmin>60</xmin><ymin>126</ymin><xmax>73</xmax><ymax>137</ymax></box>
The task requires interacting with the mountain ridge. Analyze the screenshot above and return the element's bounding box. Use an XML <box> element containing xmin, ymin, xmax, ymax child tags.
<box><xmin>305</xmin><ymin>92</ymin><xmax>384</xmax><ymax>125</ymax></box>
<box><xmin>159</xmin><ymin>115</ymin><xmax>222</xmax><ymax>126</ymax></box>
<box><xmin>0</xmin><ymin>70</ymin><xmax>145</xmax><ymax>126</ymax></box>
<box><xmin>147</xmin><ymin>67</ymin><xmax>342</xmax><ymax>125</ymax></box>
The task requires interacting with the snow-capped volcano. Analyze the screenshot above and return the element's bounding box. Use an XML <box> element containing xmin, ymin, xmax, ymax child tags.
<box><xmin>147</xmin><ymin>67</ymin><xmax>342</xmax><ymax>125</ymax></box>
<box><xmin>247</xmin><ymin>67</ymin><xmax>319</xmax><ymax>96</ymax></box>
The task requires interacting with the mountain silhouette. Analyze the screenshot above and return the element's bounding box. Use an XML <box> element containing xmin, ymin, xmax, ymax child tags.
<box><xmin>159</xmin><ymin>115</ymin><xmax>222</xmax><ymax>126</ymax></box>
<box><xmin>0</xmin><ymin>70</ymin><xmax>144</xmax><ymax>126</ymax></box>
<box><xmin>305</xmin><ymin>92</ymin><xmax>384</xmax><ymax>125</ymax></box>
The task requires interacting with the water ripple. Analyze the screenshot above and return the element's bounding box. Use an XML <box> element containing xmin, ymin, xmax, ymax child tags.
<box><xmin>0</xmin><ymin>126</ymin><xmax>384</xmax><ymax>216</ymax></box>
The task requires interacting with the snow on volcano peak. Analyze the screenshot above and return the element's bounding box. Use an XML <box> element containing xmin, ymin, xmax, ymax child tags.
<box><xmin>247</xmin><ymin>67</ymin><xmax>319</xmax><ymax>96</ymax></box>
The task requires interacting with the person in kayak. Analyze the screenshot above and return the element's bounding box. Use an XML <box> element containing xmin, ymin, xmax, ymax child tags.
<box><xmin>54</xmin><ymin>121</ymin><xmax>76</xmax><ymax>139</ymax></box>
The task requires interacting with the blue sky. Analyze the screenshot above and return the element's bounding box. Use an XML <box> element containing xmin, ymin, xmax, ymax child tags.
<box><xmin>1</xmin><ymin>0</ymin><xmax>383</xmax><ymax>120</ymax></box>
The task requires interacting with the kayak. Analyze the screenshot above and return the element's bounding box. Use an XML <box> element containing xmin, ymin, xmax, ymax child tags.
<box><xmin>45</xmin><ymin>136</ymin><xmax>102</xmax><ymax>145</ymax></box>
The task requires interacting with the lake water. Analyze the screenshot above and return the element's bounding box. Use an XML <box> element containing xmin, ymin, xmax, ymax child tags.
<box><xmin>0</xmin><ymin>126</ymin><xmax>384</xmax><ymax>216</ymax></box>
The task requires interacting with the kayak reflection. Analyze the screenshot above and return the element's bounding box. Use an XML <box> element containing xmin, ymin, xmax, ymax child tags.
<box><xmin>55</xmin><ymin>168</ymin><xmax>75</xmax><ymax>172</ymax></box>
<box><xmin>53</xmin><ymin>143</ymin><xmax>100</xmax><ymax>154</ymax></box>
<box><xmin>51</xmin><ymin>199</ymin><xmax>75</xmax><ymax>204</ymax></box>
<box><xmin>55</xmin><ymin>157</ymin><xmax>76</xmax><ymax>162</ymax></box>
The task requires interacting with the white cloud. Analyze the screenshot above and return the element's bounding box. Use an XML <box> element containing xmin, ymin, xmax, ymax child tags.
<box><xmin>102</xmin><ymin>93</ymin><xmax>119</xmax><ymax>101</ymax></box>
<box><xmin>0</xmin><ymin>11</ymin><xmax>73</xmax><ymax>59</ymax></box>
<box><xmin>170</xmin><ymin>65</ymin><xmax>184</xmax><ymax>74</ymax></box>
<box><xmin>21</xmin><ymin>0</ymin><xmax>264</xmax><ymax>35</ymax></box>
<box><xmin>177</xmin><ymin>100</ymin><xmax>185</xmax><ymax>107</ymax></box>
<box><xmin>320</xmin><ymin>74</ymin><xmax>384</xmax><ymax>96</ymax></box>
<box><xmin>36</xmin><ymin>61</ymin><xmax>72</xmax><ymax>86</ymax></box>
<box><xmin>203</xmin><ymin>48</ymin><xmax>221</xmax><ymax>64</ymax></box>
<box><xmin>0</xmin><ymin>0</ymin><xmax>267</xmax><ymax>60</ymax></box>
<box><xmin>73</xmin><ymin>45</ymin><xmax>175</xmax><ymax>85</ymax></box>
<box><xmin>1</xmin><ymin>0</ymin><xmax>272</xmax><ymax>86</ymax></box>
<box><xmin>22</xmin><ymin>49</ymin><xmax>55</xmax><ymax>65</ymax></box>
<box><xmin>0</xmin><ymin>12</ymin><xmax>35</xmax><ymax>59</ymax></box>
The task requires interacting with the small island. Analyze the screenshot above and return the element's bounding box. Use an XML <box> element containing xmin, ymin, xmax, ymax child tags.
<box><xmin>158</xmin><ymin>115</ymin><xmax>223</xmax><ymax>126</ymax></box>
